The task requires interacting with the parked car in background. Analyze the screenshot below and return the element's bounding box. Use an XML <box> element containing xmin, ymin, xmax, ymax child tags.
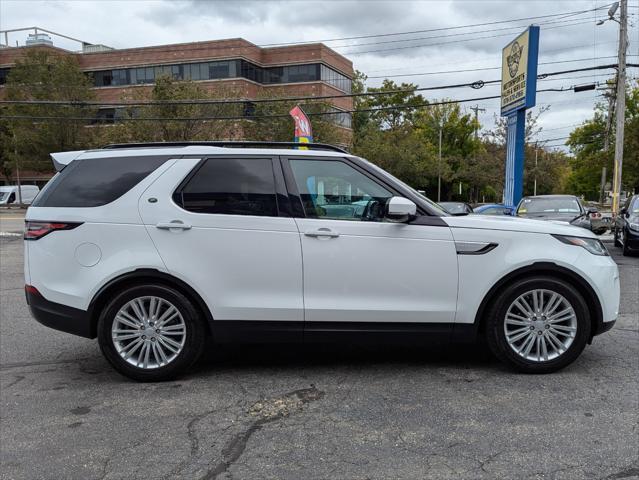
<box><xmin>474</xmin><ymin>204</ymin><xmax>515</xmax><ymax>216</ymax></box>
<box><xmin>613</xmin><ymin>194</ymin><xmax>639</xmax><ymax>256</ymax></box>
<box><xmin>0</xmin><ymin>185</ymin><xmax>40</xmax><ymax>205</ymax></box>
<box><xmin>24</xmin><ymin>142</ymin><xmax>619</xmax><ymax>381</ymax></box>
<box><xmin>439</xmin><ymin>201</ymin><xmax>473</xmax><ymax>215</ymax></box>
<box><xmin>516</xmin><ymin>195</ymin><xmax>607</xmax><ymax>235</ymax></box>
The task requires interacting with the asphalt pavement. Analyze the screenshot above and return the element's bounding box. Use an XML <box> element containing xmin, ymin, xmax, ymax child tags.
<box><xmin>1</xmin><ymin>212</ymin><xmax>638</xmax><ymax>480</ymax></box>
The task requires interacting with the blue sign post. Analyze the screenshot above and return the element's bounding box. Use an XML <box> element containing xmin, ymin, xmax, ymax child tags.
<box><xmin>501</xmin><ymin>26</ymin><xmax>540</xmax><ymax>207</ymax></box>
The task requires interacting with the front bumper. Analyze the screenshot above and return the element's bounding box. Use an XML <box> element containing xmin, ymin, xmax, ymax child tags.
<box><xmin>26</xmin><ymin>287</ymin><xmax>95</xmax><ymax>339</ymax></box>
<box><xmin>624</xmin><ymin>228</ymin><xmax>639</xmax><ymax>251</ymax></box>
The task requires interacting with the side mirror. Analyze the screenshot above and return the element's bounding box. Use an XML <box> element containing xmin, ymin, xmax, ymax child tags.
<box><xmin>386</xmin><ymin>196</ymin><xmax>416</xmax><ymax>222</ymax></box>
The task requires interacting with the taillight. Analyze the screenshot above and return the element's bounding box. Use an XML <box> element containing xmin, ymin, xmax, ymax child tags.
<box><xmin>24</xmin><ymin>221</ymin><xmax>82</xmax><ymax>240</ymax></box>
<box><xmin>25</xmin><ymin>285</ymin><xmax>41</xmax><ymax>296</ymax></box>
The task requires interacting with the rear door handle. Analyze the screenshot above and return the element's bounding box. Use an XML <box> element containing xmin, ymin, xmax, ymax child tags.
<box><xmin>304</xmin><ymin>227</ymin><xmax>339</xmax><ymax>238</ymax></box>
<box><xmin>156</xmin><ymin>221</ymin><xmax>192</xmax><ymax>230</ymax></box>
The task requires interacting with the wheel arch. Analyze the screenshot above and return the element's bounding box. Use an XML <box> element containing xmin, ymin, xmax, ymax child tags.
<box><xmin>87</xmin><ymin>269</ymin><xmax>214</xmax><ymax>338</ymax></box>
<box><xmin>473</xmin><ymin>262</ymin><xmax>604</xmax><ymax>341</ymax></box>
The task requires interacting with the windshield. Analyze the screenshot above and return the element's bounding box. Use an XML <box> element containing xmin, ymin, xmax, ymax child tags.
<box><xmin>631</xmin><ymin>196</ymin><xmax>639</xmax><ymax>214</ymax></box>
<box><xmin>439</xmin><ymin>202</ymin><xmax>467</xmax><ymax>214</ymax></box>
<box><xmin>518</xmin><ymin>197</ymin><xmax>581</xmax><ymax>214</ymax></box>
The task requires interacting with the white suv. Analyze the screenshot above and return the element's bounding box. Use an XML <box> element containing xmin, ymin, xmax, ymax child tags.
<box><xmin>24</xmin><ymin>142</ymin><xmax>619</xmax><ymax>381</ymax></box>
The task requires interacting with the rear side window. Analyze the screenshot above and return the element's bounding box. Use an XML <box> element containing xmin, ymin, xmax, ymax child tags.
<box><xmin>33</xmin><ymin>156</ymin><xmax>169</xmax><ymax>208</ymax></box>
<box><xmin>174</xmin><ymin>157</ymin><xmax>277</xmax><ymax>216</ymax></box>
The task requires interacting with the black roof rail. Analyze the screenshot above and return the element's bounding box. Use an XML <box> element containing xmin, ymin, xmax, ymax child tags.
<box><xmin>102</xmin><ymin>141</ymin><xmax>348</xmax><ymax>153</ymax></box>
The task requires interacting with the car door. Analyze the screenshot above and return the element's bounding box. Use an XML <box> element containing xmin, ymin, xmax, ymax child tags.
<box><xmin>139</xmin><ymin>155</ymin><xmax>303</xmax><ymax>341</ymax></box>
<box><xmin>283</xmin><ymin>156</ymin><xmax>458</xmax><ymax>329</ymax></box>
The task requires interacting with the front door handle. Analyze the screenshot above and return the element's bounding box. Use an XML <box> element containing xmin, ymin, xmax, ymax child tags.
<box><xmin>304</xmin><ymin>227</ymin><xmax>339</xmax><ymax>238</ymax></box>
<box><xmin>156</xmin><ymin>221</ymin><xmax>192</xmax><ymax>230</ymax></box>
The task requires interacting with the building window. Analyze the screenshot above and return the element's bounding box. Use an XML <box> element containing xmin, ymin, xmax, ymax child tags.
<box><xmin>320</xmin><ymin>65</ymin><xmax>351</xmax><ymax>93</ymax></box>
<box><xmin>0</xmin><ymin>68</ymin><xmax>10</xmax><ymax>85</ymax></box>
<box><xmin>89</xmin><ymin>60</ymin><xmax>351</xmax><ymax>93</ymax></box>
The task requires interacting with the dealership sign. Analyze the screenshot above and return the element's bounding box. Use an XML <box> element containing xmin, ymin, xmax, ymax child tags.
<box><xmin>501</xmin><ymin>26</ymin><xmax>540</xmax><ymax>207</ymax></box>
<box><xmin>501</xmin><ymin>27</ymin><xmax>539</xmax><ymax>115</ymax></box>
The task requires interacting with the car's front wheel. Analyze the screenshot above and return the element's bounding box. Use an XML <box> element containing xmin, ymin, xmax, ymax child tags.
<box><xmin>485</xmin><ymin>277</ymin><xmax>591</xmax><ymax>373</ymax></box>
<box><xmin>97</xmin><ymin>285</ymin><xmax>206</xmax><ymax>381</ymax></box>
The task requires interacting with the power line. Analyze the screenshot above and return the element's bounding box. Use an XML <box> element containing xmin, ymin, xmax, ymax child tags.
<box><xmin>258</xmin><ymin>6</ymin><xmax>611</xmax><ymax>46</ymax></box>
<box><xmin>326</xmin><ymin>16</ymin><xmax>602</xmax><ymax>51</ymax></box>
<box><xmin>340</xmin><ymin>19</ymin><xmax>597</xmax><ymax>56</ymax></box>
<box><xmin>0</xmin><ymin>81</ymin><xmax>612</xmax><ymax>123</ymax></box>
<box><xmin>368</xmin><ymin>56</ymin><xmax>631</xmax><ymax>79</ymax></box>
<box><xmin>3</xmin><ymin>64</ymin><xmax>635</xmax><ymax>108</ymax></box>
<box><xmin>364</xmin><ymin>40</ymin><xmax>619</xmax><ymax>76</ymax></box>
<box><xmin>1</xmin><ymin>94</ymin><xmax>506</xmax><ymax>122</ymax></box>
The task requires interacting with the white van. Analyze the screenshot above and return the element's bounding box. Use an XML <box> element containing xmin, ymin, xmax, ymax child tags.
<box><xmin>0</xmin><ymin>185</ymin><xmax>40</xmax><ymax>205</ymax></box>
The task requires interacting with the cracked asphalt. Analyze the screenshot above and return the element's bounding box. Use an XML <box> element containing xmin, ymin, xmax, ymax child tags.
<box><xmin>1</xmin><ymin>214</ymin><xmax>638</xmax><ymax>479</ymax></box>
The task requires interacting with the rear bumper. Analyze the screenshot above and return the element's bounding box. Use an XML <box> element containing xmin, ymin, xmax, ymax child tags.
<box><xmin>26</xmin><ymin>288</ymin><xmax>95</xmax><ymax>339</ymax></box>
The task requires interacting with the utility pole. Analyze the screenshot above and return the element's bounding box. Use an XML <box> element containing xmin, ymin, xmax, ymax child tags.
<box><xmin>13</xmin><ymin>133</ymin><xmax>22</xmax><ymax>205</ymax></box>
<box><xmin>533</xmin><ymin>145</ymin><xmax>538</xmax><ymax>196</ymax></box>
<box><xmin>603</xmin><ymin>84</ymin><xmax>616</xmax><ymax>152</ymax></box>
<box><xmin>470</xmin><ymin>105</ymin><xmax>485</xmax><ymax>202</ymax></box>
<box><xmin>438</xmin><ymin>120</ymin><xmax>443</xmax><ymax>203</ymax></box>
<box><xmin>600</xmin><ymin>167</ymin><xmax>607</xmax><ymax>205</ymax></box>
<box><xmin>612</xmin><ymin>0</ymin><xmax>627</xmax><ymax>214</ymax></box>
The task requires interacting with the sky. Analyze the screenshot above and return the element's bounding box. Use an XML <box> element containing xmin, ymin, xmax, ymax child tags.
<box><xmin>1</xmin><ymin>0</ymin><xmax>638</xmax><ymax>148</ymax></box>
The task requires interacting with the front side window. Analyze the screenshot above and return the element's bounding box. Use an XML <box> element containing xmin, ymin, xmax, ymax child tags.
<box><xmin>289</xmin><ymin>159</ymin><xmax>392</xmax><ymax>221</ymax></box>
<box><xmin>176</xmin><ymin>158</ymin><xmax>278</xmax><ymax>216</ymax></box>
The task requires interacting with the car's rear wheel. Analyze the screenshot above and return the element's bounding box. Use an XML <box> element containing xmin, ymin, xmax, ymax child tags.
<box><xmin>622</xmin><ymin>230</ymin><xmax>631</xmax><ymax>256</ymax></box>
<box><xmin>485</xmin><ymin>277</ymin><xmax>591</xmax><ymax>373</ymax></box>
<box><xmin>614</xmin><ymin>227</ymin><xmax>622</xmax><ymax>247</ymax></box>
<box><xmin>97</xmin><ymin>285</ymin><xmax>206</xmax><ymax>381</ymax></box>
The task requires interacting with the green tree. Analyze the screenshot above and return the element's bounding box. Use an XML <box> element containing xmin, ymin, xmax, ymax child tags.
<box><xmin>0</xmin><ymin>49</ymin><xmax>97</xmax><ymax>174</ymax></box>
<box><xmin>351</xmin><ymin>80</ymin><xmax>438</xmax><ymax>193</ymax></box>
<box><xmin>109</xmin><ymin>76</ymin><xmax>244</xmax><ymax>143</ymax></box>
<box><xmin>565</xmin><ymin>82</ymin><xmax>639</xmax><ymax>199</ymax></box>
<box><xmin>242</xmin><ymin>95</ymin><xmax>342</xmax><ymax>145</ymax></box>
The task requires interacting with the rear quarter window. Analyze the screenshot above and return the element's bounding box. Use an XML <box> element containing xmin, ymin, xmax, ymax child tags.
<box><xmin>32</xmin><ymin>156</ymin><xmax>170</xmax><ymax>208</ymax></box>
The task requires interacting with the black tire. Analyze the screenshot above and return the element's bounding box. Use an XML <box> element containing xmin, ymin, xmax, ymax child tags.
<box><xmin>97</xmin><ymin>284</ymin><xmax>206</xmax><ymax>382</ymax></box>
<box><xmin>485</xmin><ymin>276</ymin><xmax>591</xmax><ymax>374</ymax></box>
<box><xmin>622</xmin><ymin>230</ymin><xmax>631</xmax><ymax>256</ymax></box>
<box><xmin>614</xmin><ymin>227</ymin><xmax>622</xmax><ymax>247</ymax></box>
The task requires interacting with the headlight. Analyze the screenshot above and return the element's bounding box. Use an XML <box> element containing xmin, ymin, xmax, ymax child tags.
<box><xmin>629</xmin><ymin>222</ymin><xmax>639</xmax><ymax>232</ymax></box>
<box><xmin>552</xmin><ymin>234</ymin><xmax>609</xmax><ymax>256</ymax></box>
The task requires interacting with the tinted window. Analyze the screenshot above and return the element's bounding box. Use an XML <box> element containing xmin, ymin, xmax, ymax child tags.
<box><xmin>517</xmin><ymin>197</ymin><xmax>581</xmax><ymax>214</ymax></box>
<box><xmin>440</xmin><ymin>202</ymin><xmax>467</xmax><ymax>214</ymax></box>
<box><xmin>33</xmin><ymin>156</ymin><xmax>169</xmax><ymax>208</ymax></box>
<box><xmin>477</xmin><ymin>207</ymin><xmax>500</xmax><ymax>215</ymax></box>
<box><xmin>289</xmin><ymin>159</ymin><xmax>392</xmax><ymax>221</ymax></box>
<box><xmin>176</xmin><ymin>158</ymin><xmax>277</xmax><ymax>216</ymax></box>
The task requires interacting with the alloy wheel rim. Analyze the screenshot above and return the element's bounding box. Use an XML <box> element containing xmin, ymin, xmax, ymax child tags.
<box><xmin>504</xmin><ymin>289</ymin><xmax>577</xmax><ymax>362</ymax></box>
<box><xmin>111</xmin><ymin>296</ymin><xmax>186</xmax><ymax>369</ymax></box>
